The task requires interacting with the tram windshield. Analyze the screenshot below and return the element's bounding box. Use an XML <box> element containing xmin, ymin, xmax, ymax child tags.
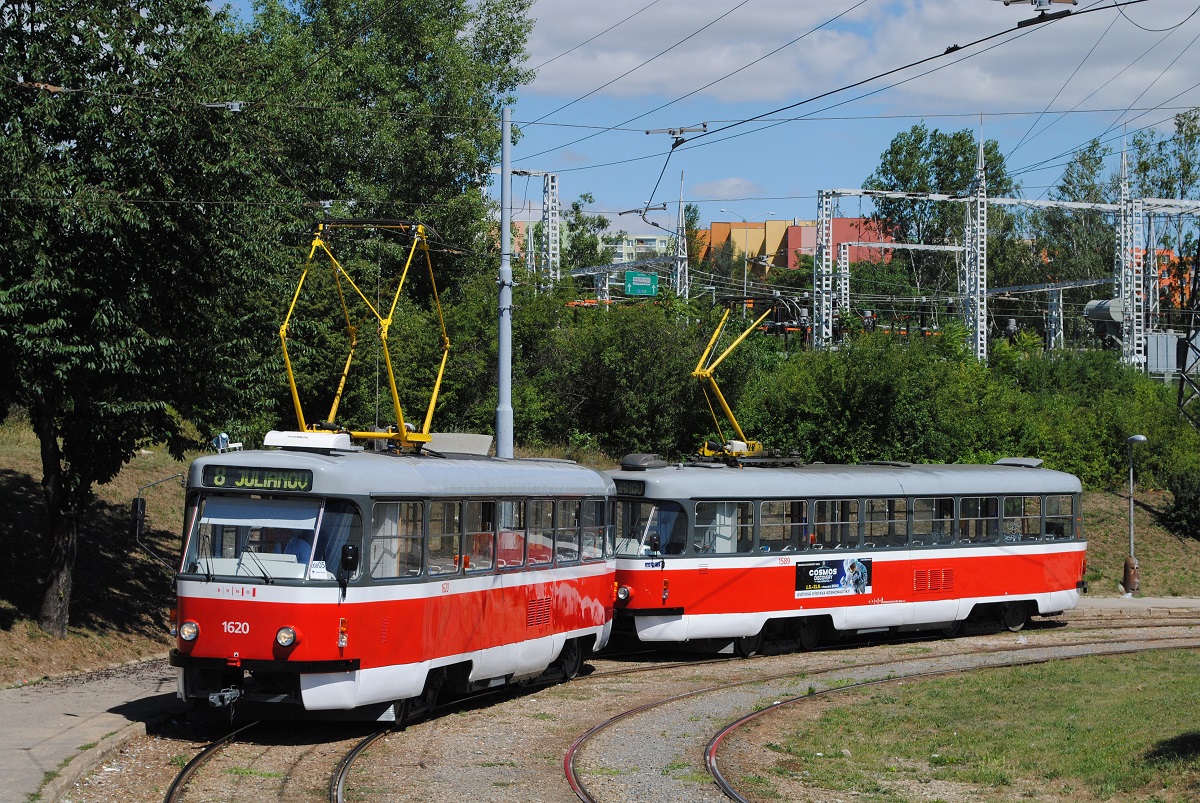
<box><xmin>182</xmin><ymin>495</ymin><xmax>362</xmax><ymax>581</ymax></box>
<box><xmin>614</xmin><ymin>499</ymin><xmax>687</xmax><ymax>556</ymax></box>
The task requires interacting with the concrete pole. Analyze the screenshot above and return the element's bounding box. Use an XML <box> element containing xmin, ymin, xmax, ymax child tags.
<box><xmin>496</xmin><ymin>108</ymin><xmax>514</xmax><ymax>459</ymax></box>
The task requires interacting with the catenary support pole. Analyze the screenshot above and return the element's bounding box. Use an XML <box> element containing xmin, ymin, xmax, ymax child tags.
<box><xmin>496</xmin><ymin>108</ymin><xmax>514</xmax><ymax>459</ymax></box>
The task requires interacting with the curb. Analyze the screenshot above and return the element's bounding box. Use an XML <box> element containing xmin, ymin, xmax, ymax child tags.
<box><xmin>42</xmin><ymin>719</ymin><xmax>155</xmax><ymax>803</ymax></box>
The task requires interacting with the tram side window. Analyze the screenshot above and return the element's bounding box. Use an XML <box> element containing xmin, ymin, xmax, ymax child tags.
<box><xmin>1004</xmin><ymin>496</ymin><xmax>1042</xmax><ymax>542</ymax></box>
<box><xmin>912</xmin><ymin>498</ymin><xmax>953</xmax><ymax>546</ymax></box>
<box><xmin>556</xmin><ymin>500</ymin><xmax>581</xmax><ymax>564</ymax></box>
<box><xmin>580</xmin><ymin>499</ymin><xmax>606</xmax><ymax>561</ymax></box>
<box><xmin>370</xmin><ymin>502</ymin><xmax>424</xmax><ymax>579</ymax></box>
<box><xmin>497</xmin><ymin>500</ymin><xmax>526</xmax><ymax>568</ymax></box>
<box><xmin>812</xmin><ymin>499</ymin><xmax>860</xmax><ymax>550</ymax></box>
<box><xmin>1045</xmin><ymin>495</ymin><xmax>1075</xmax><ymax>540</ymax></box>
<box><xmin>865</xmin><ymin>498</ymin><xmax>908</xmax><ymax>548</ymax></box>
<box><xmin>429</xmin><ymin>501</ymin><xmax>462</xmax><ymax>575</ymax></box>
<box><xmin>527</xmin><ymin>500</ymin><xmax>554</xmax><ymax>566</ymax></box>
<box><xmin>959</xmin><ymin>496</ymin><xmax>999</xmax><ymax>544</ymax></box>
<box><xmin>464</xmin><ymin>500</ymin><xmax>496</xmax><ymax>572</ymax></box>
<box><xmin>694</xmin><ymin>501</ymin><xmax>754</xmax><ymax>554</ymax></box>
<box><xmin>759</xmin><ymin>500</ymin><xmax>807</xmax><ymax>552</ymax></box>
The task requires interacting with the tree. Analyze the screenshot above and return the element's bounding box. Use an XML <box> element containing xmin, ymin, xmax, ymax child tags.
<box><xmin>561</xmin><ymin>193</ymin><xmax>624</xmax><ymax>276</ymax></box>
<box><xmin>684</xmin><ymin>202</ymin><xmax>706</xmax><ymax>269</ymax></box>
<box><xmin>864</xmin><ymin>124</ymin><xmax>1015</xmax><ymax>297</ymax></box>
<box><xmin>1026</xmin><ymin>139</ymin><xmax>1116</xmax><ymax>344</ymax></box>
<box><xmin>1132</xmin><ymin>110</ymin><xmax>1200</xmax><ymax>316</ymax></box>
<box><xmin>0</xmin><ymin>0</ymin><xmax>295</xmax><ymax>635</ymax></box>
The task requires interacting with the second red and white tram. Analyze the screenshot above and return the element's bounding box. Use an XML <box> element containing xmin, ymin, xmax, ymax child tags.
<box><xmin>609</xmin><ymin>454</ymin><xmax>1086</xmax><ymax>655</ymax></box>
<box><xmin>170</xmin><ymin>430</ymin><xmax>615</xmax><ymax>719</ymax></box>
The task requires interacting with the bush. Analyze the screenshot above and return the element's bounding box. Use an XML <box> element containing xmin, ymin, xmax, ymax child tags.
<box><xmin>1162</xmin><ymin>455</ymin><xmax>1200</xmax><ymax>539</ymax></box>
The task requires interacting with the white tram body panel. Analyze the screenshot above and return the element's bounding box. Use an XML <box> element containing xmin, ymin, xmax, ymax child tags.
<box><xmin>171</xmin><ymin>437</ymin><xmax>615</xmax><ymax>717</ymax></box>
<box><xmin>609</xmin><ymin>459</ymin><xmax>1086</xmax><ymax>644</ymax></box>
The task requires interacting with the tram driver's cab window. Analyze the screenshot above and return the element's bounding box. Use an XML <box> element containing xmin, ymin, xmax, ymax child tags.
<box><xmin>370</xmin><ymin>501</ymin><xmax>423</xmax><ymax>579</ymax></box>
<box><xmin>614</xmin><ymin>500</ymin><xmax>687</xmax><ymax>556</ymax></box>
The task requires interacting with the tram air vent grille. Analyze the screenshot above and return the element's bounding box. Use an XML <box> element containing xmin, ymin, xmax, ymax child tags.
<box><xmin>527</xmin><ymin>596</ymin><xmax>552</xmax><ymax>627</ymax></box>
<box><xmin>913</xmin><ymin>568</ymin><xmax>955</xmax><ymax>592</ymax></box>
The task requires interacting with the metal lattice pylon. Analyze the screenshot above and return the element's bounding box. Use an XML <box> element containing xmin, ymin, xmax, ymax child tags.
<box><xmin>814</xmin><ymin>190</ymin><xmax>835</xmax><ymax>348</ymax></box>
<box><xmin>836</xmin><ymin>242</ymin><xmax>851</xmax><ymax>313</ymax></box>
<box><xmin>1117</xmin><ymin>148</ymin><xmax>1146</xmax><ymax>369</ymax></box>
<box><xmin>962</xmin><ymin>140</ymin><xmax>988</xmax><ymax>362</ymax></box>
<box><xmin>543</xmin><ymin>173</ymin><xmax>560</xmax><ymax>285</ymax></box>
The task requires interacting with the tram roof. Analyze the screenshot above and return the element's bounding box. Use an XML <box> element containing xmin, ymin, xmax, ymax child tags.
<box><xmin>607</xmin><ymin>461</ymin><xmax>1081</xmax><ymax>499</ymax></box>
<box><xmin>189</xmin><ymin>448</ymin><xmax>615</xmax><ymax>498</ymax></box>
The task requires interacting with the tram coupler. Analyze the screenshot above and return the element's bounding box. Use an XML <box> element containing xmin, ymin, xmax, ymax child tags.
<box><xmin>208</xmin><ymin>688</ymin><xmax>242</xmax><ymax>707</ymax></box>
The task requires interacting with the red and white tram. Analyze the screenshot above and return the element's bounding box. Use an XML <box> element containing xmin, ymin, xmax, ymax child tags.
<box><xmin>170</xmin><ymin>430</ymin><xmax>615</xmax><ymax>719</ymax></box>
<box><xmin>609</xmin><ymin>454</ymin><xmax>1086</xmax><ymax>655</ymax></box>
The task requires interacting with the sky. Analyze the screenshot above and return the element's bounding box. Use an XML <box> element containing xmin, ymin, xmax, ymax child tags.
<box><xmin>219</xmin><ymin>1</ymin><xmax>1200</xmax><ymax>236</ymax></box>
<box><xmin>505</xmin><ymin>0</ymin><xmax>1200</xmax><ymax>236</ymax></box>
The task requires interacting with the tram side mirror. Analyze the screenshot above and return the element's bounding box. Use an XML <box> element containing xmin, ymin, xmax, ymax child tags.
<box><xmin>130</xmin><ymin>497</ymin><xmax>146</xmax><ymax>540</ymax></box>
<box><xmin>341</xmin><ymin>543</ymin><xmax>360</xmax><ymax>574</ymax></box>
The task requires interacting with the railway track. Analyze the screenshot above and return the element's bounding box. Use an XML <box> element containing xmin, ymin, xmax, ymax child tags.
<box><xmin>565</xmin><ymin>629</ymin><xmax>1200</xmax><ymax>803</ymax></box>
<box><xmin>67</xmin><ymin>617</ymin><xmax>1200</xmax><ymax>803</ymax></box>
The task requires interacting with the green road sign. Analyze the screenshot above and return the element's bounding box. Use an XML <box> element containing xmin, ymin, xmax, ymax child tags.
<box><xmin>624</xmin><ymin>270</ymin><xmax>659</xmax><ymax>296</ymax></box>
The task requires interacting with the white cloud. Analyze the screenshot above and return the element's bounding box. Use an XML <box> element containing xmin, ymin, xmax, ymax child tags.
<box><xmin>692</xmin><ymin>176</ymin><xmax>766</xmax><ymax>199</ymax></box>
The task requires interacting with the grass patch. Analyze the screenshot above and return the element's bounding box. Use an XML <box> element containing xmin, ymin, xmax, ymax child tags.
<box><xmin>224</xmin><ymin>766</ymin><xmax>284</xmax><ymax>779</ymax></box>
<box><xmin>768</xmin><ymin>650</ymin><xmax>1200</xmax><ymax>801</ymax></box>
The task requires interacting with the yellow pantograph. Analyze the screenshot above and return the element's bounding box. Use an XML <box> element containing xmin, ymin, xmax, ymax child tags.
<box><xmin>692</xmin><ymin>301</ymin><xmax>773</xmax><ymax>458</ymax></box>
<box><xmin>280</xmin><ymin>220</ymin><xmax>449</xmax><ymax>450</ymax></box>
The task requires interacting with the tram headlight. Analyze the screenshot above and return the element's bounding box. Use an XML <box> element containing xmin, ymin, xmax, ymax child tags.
<box><xmin>275</xmin><ymin>626</ymin><xmax>300</xmax><ymax>647</ymax></box>
<box><xmin>178</xmin><ymin>620</ymin><xmax>200</xmax><ymax>642</ymax></box>
<box><xmin>616</xmin><ymin>585</ymin><xmax>632</xmax><ymax>602</ymax></box>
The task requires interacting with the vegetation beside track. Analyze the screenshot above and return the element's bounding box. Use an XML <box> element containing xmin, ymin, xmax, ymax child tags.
<box><xmin>747</xmin><ymin>650</ymin><xmax>1200</xmax><ymax>802</ymax></box>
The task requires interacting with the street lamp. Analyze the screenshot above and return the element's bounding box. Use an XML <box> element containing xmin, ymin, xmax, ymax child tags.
<box><xmin>1124</xmin><ymin>433</ymin><xmax>1147</xmax><ymax>596</ymax></box>
<box><xmin>720</xmin><ymin>209</ymin><xmax>774</xmax><ymax>304</ymax></box>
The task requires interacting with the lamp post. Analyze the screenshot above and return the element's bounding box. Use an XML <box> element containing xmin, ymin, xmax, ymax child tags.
<box><xmin>1124</xmin><ymin>434</ymin><xmax>1147</xmax><ymax>596</ymax></box>
<box><xmin>720</xmin><ymin>209</ymin><xmax>774</xmax><ymax>305</ymax></box>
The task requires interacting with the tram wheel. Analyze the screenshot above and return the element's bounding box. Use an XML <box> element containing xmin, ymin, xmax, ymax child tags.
<box><xmin>555</xmin><ymin>638</ymin><xmax>583</xmax><ymax>681</ymax></box>
<box><xmin>734</xmin><ymin>631</ymin><xmax>764</xmax><ymax>658</ymax></box>
<box><xmin>999</xmin><ymin>602</ymin><xmax>1029</xmax><ymax>632</ymax></box>
<box><xmin>940</xmin><ymin>620</ymin><xmax>964</xmax><ymax>638</ymax></box>
<box><xmin>797</xmin><ymin>618</ymin><xmax>821</xmax><ymax>651</ymax></box>
<box><xmin>401</xmin><ymin>669</ymin><xmax>444</xmax><ymax>724</ymax></box>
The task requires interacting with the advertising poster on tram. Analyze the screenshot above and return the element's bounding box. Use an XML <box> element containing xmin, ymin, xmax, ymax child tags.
<box><xmin>795</xmin><ymin>557</ymin><xmax>872</xmax><ymax>598</ymax></box>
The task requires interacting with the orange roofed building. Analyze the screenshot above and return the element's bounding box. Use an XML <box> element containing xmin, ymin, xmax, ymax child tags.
<box><xmin>698</xmin><ymin>217</ymin><xmax>892</xmax><ymax>272</ymax></box>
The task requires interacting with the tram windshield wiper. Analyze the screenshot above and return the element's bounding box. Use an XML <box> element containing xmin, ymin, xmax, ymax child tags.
<box><xmin>239</xmin><ymin>548</ymin><xmax>275</xmax><ymax>584</ymax></box>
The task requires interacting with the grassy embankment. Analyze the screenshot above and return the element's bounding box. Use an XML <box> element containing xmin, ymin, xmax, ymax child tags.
<box><xmin>744</xmin><ymin>650</ymin><xmax>1200</xmax><ymax>802</ymax></box>
<box><xmin>0</xmin><ymin>416</ymin><xmax>1198</xmax><ymax>689</ymax></box>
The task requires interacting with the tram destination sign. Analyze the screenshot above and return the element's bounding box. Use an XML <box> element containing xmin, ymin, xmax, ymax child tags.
<box><xmin>202</xmin><ymin>465</ymin><xmax>314</xmax><ymax>492</ymax></box>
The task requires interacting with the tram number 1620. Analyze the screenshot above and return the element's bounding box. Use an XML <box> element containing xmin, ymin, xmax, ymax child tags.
<box><xmin>222</xmin><ymin>621</ymin><xmax>250</xmax><ymax>635</ymax></box>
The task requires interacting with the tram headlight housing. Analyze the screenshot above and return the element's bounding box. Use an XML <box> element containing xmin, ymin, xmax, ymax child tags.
<box><xmin>616</xmin><ymin>585</ymin><xmax>632</xmax><ymax>602</ymax></box>
<box><xmin>275</xmin><ymin>626</ymin><xmax>300</xmax><ymax>648</ymax></box>
<box><xmin>178</xmin><ymin>620</ymin><xmax>200</xmax><ymax>642</ymax></box>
